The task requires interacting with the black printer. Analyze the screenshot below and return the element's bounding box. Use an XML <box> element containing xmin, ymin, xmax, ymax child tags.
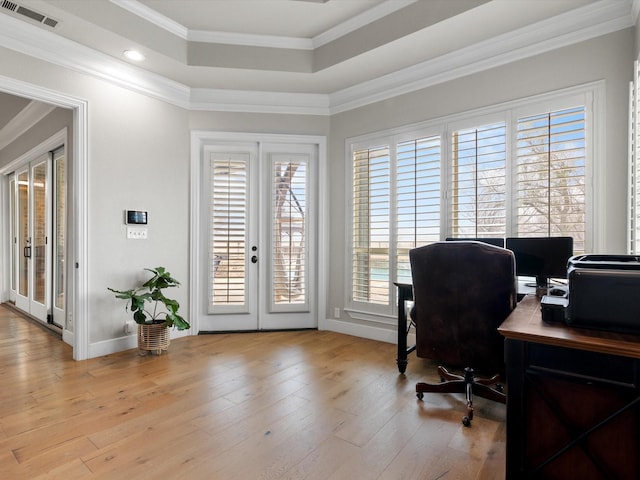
<box><xmin>541</xmin><ymin>254</ymin><xmax>640</xmax><ymax>334</ymax></box>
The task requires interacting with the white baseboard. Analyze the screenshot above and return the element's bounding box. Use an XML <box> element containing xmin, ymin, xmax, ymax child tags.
<box><xmin>86</xmin><ymin>319</ymin><xmax>414</xmax><ymax>359</ymax></box>
<box><xmin>86</xmin><ymin>329</ymin><xmax>194</xmax><ymax>359</ymax></box>
<box><xmin>62</xmin><ymin>329</ymin><xmax>73</xmax><ymax>347</ymax></box>
<box><xmin>88</xmin><ymin>334</ymin><xmax>138</xmax><ymax>358</ymax></box>
<box><xmin>323</xmin><ymin>317</ymin><xmax>415</xmax><ymax>347</ymax></box>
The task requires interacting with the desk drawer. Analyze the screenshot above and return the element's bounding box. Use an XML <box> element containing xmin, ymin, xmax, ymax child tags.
<box><xmin>526</xmin><ymin>343</ymin><xmax>639</xmax><ymax>387</ymax></box>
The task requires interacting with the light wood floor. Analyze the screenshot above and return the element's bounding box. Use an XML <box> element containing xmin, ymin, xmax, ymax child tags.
<box><xmin>0</xmin><ymin>305</ymin><xmax>505</xmax><ymax>479</ymax></box>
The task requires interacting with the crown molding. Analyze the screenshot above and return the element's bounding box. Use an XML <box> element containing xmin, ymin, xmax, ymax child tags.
<box><xmin>329</xmin><ymin>0</ymin><xmax>634</xmax><ymax>114</ymax></box>
<box><xmin>0</xmin><ymin>0</ymin><xmax>634</xmax><ymax>116</ymax></box>
<box><xmin>188</xmin><ymin>30</ymin><xmax>314</xmax><ymax>50</ymax></box>
<box><xmin>111</xmin><ymin>0</ymin><xmax>415</xmax><ymax>50</ymax></box>
<box><xmin>0</xmin><ymin>12</ymin><xmax>191</xmax><ymax>108</ymax></box>
<box><xmin>0</xmin><ymin>10</ymin><xmax>324</xmax><ymax>114</ymax></box>
<box><xmin>633</xmin><ymin>0</ymin><xmax>640</xmax><ymax>21</ymax></box>
<box><xmin>311</xmin><ymin>0</ymin><xmax>416</xmax><ymax>48</ymax></box>
<box><xmin>110</xmin><ymin>0</ymin><xmax>188</xmax><ymax>39</ymax></box>
<box><xmin>0</xmin><ymin>100</ymin><xmax>55</xmax><ymax>151</ymax></box>
<box><xmin>112</xmin><ymin>0</ymin><xmax>314</xmax><ymax>50</ymax></box>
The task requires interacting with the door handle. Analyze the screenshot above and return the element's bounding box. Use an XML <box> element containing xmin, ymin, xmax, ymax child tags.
<box><xmin>24</xmin><ymin>246</ymin><xmax>31</xmax><ymax>258</ymax></box>
<box><xmin>251</xmin><ymin>255</ymin><xmax>258</xmax><ymax>264</ymax></box>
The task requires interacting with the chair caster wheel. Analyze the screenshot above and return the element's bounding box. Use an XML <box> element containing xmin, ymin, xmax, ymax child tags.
<box><xmin>416</xmin><ymin>392</ymin><xmax>424</xmax><ymax>400</ymax></box>
<box><xmin>462</xmin><ymin>416</ymin><xmax>471</xmax><ymax>427</ymax></box>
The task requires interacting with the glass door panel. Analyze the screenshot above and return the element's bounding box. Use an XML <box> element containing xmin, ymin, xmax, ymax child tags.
<box><xmin>33</xmin><ymin>161</ymin><xmax>47</xmax><ymax>306</ymax></box>
<box><xmin>9</xmin><ymin>176</ymin><xmax>16</xmax><ymax>299</ymax></box>
<box><xmin>200</xmin><ymin>145</ymin><xmax>258</xmax><ymax>332</ymax></box>
<box><xmin>52</xmin><ymin>147</ymin><xmax>66</xmax><ymax>327</ymax></box>
<box><xmin>210</xmin><ymin>153</ymin><xmax>249</xmax><ymax>313</ymax></box>
<box><xmin>259</xmin><ymin>144</ymin><xmax>316</xmax><ymax>330</ymax></box>
<box><xmin>17</xmin><ymin>169</ymin><xmax>29</xmax><ymax>300</ymax></box>
<box><xmin>271</xmin><ymin>155</ymin><xmax>308</xmax><ymax>310</ymax></box>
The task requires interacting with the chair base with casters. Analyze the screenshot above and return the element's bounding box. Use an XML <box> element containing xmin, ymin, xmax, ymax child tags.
<box><xmin>416</xmin><ymin>365</ymin><xmax>506</xmax><ymax>427</ymax></box>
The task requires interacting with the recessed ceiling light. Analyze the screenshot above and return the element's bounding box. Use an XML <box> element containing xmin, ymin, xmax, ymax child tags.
<box><xmin>123</xmin><ymin>50</ymin><xmax>145</xmax><ymax>62</ymax></box>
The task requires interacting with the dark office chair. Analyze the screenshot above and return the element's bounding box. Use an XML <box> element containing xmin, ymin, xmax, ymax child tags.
<box><xmin>409</xmin><ymin>241</ymin><xmax>517</xmax><ymax>426</ymax></box>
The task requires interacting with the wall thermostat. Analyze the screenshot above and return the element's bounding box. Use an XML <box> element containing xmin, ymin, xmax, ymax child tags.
<box><xmin>125</xmin><ymin>210</ymin><xmax>148</xmax><ymax>225</ymax></box>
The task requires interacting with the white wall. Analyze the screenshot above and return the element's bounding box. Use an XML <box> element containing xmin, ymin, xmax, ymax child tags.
<box><xmin>90</xmin><ymin>83</ymin><xmax>191</xmax><ymax>348</ymax></box>
<box><xmin>327</xmin><ymin>28</ymin><xmax>635</xmax><ymax>339</ymax></box>
<box><xmin>188</xmin><ymin>110</ymin><xmax>329</xmax><ymax>136</ymax></box>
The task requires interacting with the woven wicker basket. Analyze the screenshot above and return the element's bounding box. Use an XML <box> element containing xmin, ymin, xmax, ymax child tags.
<box><xmin>137</xmin><ymin>322</ymin><xmax>170</xmax><ymax>355</ymax></box>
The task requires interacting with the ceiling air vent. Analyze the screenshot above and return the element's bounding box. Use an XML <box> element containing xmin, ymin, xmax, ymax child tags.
<box><xmin>42</xmin><ymin>17</ymin><xmax>58</xmax><ymax>28</ymax></box>
<box><xmin>1</xmin><ymin>0</ymin><xmax>18</xmax><ymax>12</ymax></box>
<box><xmin>1</xmin><ymin>0</ymin><xmax>59</xmax><ymax>28</ymax></box>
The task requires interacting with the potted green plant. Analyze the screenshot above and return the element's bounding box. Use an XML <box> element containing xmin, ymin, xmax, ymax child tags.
<box><xmin>108</xmin><ymin>266</ymin><xmax>190</xmax><ymax>355</ymax></box>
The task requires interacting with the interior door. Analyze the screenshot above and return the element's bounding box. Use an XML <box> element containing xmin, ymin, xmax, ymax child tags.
<box><xmin>198</xmin><ymin>141</ymin><xmax>317</xmax><ymax>332</ymax></box>
<box><xmin>13</xmin><ymin>155</ymin><xmax>51</xmax><ymax>323</ymax></box>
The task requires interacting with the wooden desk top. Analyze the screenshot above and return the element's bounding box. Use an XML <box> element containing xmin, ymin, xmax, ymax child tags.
<box><xmin>498</xmin><ymin>294</ymin><xmax>640</xmax><ymax>359</ymax></box>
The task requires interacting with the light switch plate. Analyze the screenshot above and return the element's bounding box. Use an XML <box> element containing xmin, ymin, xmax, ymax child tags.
<box><xmin>127</xmin><ymin>226</ymin><xmax>148</xmax><ymax>239</ymax></box>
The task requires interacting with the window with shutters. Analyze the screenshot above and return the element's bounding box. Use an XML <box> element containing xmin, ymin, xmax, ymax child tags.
<box><xmin>351</xmin><ymin>133</ymin><xmax>442</xmax><ymax>310</ymax></box>
<box><xmin>450</xmin><ymin>123</ymin><xmax>507</xmax><ymax>238</ymax></box>
<box><xmin>352</xmin><ymin>145</ymin><xmax>391</xmax><ymax>305</ymax></box>
<box><xmin>347</xmin><ymin>86</ymin><xmax>593</xmax><ymax>317</ymax></box>
<box><xmin>396</xmin><ymin>136</ymin><xmax>441</xmax><ymax>284</ymax></box>
<box><xmin>515</xmin><ymin>107</ymin><xmax>586</xmax><ymax>252</ymax></box>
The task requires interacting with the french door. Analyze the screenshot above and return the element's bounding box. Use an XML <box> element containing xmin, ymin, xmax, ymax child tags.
<box><xmin>197</xmin><ymin>140</ymin><xmax>317</xmax><ymax>332</ymax></box>
<box><xmin>9</xmin><ymin>147</ymin><xmax>65</xmax><ymax>327</ymax></box>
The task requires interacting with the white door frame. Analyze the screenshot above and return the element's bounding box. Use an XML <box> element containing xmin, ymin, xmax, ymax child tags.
<box><xmin>190</xmin><ymin>131</ymin><xmax>328</xmax><ymax>334</ymax></box>
<box><xmin>0</xmin><ymin>75</ymin><xmax>89</xmax><ymax>360</ymax></box>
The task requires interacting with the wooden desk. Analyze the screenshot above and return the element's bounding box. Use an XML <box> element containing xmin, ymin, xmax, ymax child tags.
<box><xmin>499</xmin><ymin>295</ymin><xmax>640</xmax><ymax>479</ymax></box>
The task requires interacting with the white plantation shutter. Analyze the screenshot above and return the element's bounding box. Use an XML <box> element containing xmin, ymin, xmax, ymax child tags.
<box><xmin>629</xmin><ymin>60</ymin><xmax>640</xmax><ymax>254</ymax></box>
<box><xmin>449</xmin><ymin>123</ymin><xmax>507</xmax><ymax>238</ymax></box>
<box><xmin>396</xmin><ymin>136</ymin><xmax>441</xmax><ymax>284</ymax></box>
<box><xmin>515</xmin><ymin>107</ymin><xmax>586</xmax><ymax>252</ymax></box>
<box><xmin>348</xmin><ymin>86</ymin><xmax>594</xmax><ymax>314</ymax></box>
<box><xmin>352</xmin><ymin>145</ymin><xmax>390</xmax><ymax>305</ymax></box>
<box><xmin>271</xmin><ymin>156</ymin><xmax>308</xmax><ymax>310</ymax></box>
<box><xmin>210</xmin><ymin>153</ymin><xmax>248</xmax><ymax>311</ymax></box>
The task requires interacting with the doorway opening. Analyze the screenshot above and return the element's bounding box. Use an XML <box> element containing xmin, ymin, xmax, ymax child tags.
<box><xmin>0</xmin><ymin>77</ymin><xmax>89</xmax><ymax>360</ymax></box>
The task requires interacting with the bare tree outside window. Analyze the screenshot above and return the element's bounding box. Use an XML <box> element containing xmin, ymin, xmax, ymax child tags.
<box><xmin>272</xmin><ymin>161</ymin><xmax>306</xmax><ymax>304</ymax></box>
<box><xmin>516</xmin><ymin>108</ymin><xmax>586</xmax><ymax>253</ymax></box>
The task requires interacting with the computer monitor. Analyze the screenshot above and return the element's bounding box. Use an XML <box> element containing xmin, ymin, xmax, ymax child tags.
<box><xmin>505</xmin><ymin>236</ymin><xmax>574</xmax><ymax>288</ymax></box>
<box><xmin>445</xmin><ymin>237</ymin><xmax>505</xmax><ymax>248</ymax></box>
